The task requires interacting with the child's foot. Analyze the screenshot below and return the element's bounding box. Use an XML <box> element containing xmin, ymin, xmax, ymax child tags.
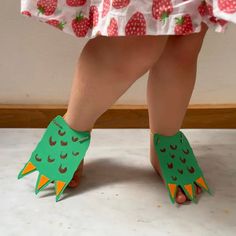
<box><xmin>150</xmin><ymin>132</ymin><xmax>202</xmax><ymax>204</ymax></box>
<box><xmin>62</xmin><ymin>113</ymin><xmax>91</xmax><ymax>189</ymax></box>
<box><xmin>68</xmin><ymin>132</ymin><xmax>202</xmax><ymax>202</ymax></box>
<box><xmin>68</xmin><ymin>160</ymin><xmax>84</xmax><ymax>188</ymax></box>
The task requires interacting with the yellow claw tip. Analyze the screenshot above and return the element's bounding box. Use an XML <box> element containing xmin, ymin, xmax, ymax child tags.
<box><xmin>196</xmin><ymin>177</ymin><xmax>209</xmax><ymax>191</ymax></box>
<box><xmin>184</xmin><ymin>184</ymin><xmax>194</xmax><ymax>200</ymax></box>
<box><xmin>18</xmin><ymin>162</ymin><xmax>37</xmax><ymax>179</ymax></box>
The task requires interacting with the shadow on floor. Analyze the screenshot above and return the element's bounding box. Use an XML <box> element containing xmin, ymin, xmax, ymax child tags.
<box><xmin>39</xmin><ymin>157</ymin><xmax>163</xmax><ymax>200</ymax></box>
<box><xmin>38</xmin><ymin>147</ymin><xmax>231</xmax><ymax>201</ymax></box>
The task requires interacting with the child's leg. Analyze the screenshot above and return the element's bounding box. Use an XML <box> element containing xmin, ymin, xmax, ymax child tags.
<box><xmin>147</xmin><ymin>23</ymin><xmax>209</xmax><ymax>203</ymax></box>
<box><xmin>63</xmin><ymin>35</ymin><xmax>168</xmax><ymax>187</ymax></box>
<box><xmin>64</xmin><ymin>35</ymin><xmax>168</xmax><ymax>131</ymax></box>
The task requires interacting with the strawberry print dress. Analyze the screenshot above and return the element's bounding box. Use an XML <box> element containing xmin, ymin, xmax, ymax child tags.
<box><xmin>21</xmin><ymin>0</ymin><xmax>236</xmax><ymax>39</ymax></box>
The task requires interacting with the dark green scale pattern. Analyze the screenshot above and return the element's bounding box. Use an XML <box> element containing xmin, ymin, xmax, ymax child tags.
<box><xmin>153</xmin><ymin>130</ymin><xmax>210</xmax><ymax>203</ymax></box>
<box><xmin>18</xmin><ymin>115</ymin><xmax>91</xmax><ymax>201</ymax></box>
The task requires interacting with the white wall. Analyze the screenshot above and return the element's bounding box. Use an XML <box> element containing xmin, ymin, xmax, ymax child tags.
<box><xmin>1</xmin><ymin>1</ymin><xmax>236</xmax><ymax>105</ymax></box>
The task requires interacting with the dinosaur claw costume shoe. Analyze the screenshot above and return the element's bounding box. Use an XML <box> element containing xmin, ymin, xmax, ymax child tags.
<box><xmin>18</xmin><ymin>115</ymin><xmax>91</xmax><ymax>202</ymax></box>
<box><xmin>153</xmin><ymin>130</ymin><xmax>211</xmax><ymax>204</ymax></box>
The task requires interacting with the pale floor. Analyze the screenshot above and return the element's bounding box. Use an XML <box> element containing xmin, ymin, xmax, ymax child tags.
<box><xmin>0</xmin><ymin>129</ymin><xmax>236</xmax><ymax>236</ymax></box>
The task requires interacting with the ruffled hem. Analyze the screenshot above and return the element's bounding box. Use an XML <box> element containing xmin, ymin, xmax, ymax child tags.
<box><xmin>211</xmin><ymin>0</ymin><xmax>236</xmax><ymax>24</ymax></box>
<box><xmin>20</xmin><ymin>0</ymin><xmax>235</xmax><ymax>39</ymax></box>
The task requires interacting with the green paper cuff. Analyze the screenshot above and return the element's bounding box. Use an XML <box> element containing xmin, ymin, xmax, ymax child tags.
<box><xmin>18</xmin><ymin>115</ymin><xmax>91</xmax><ymax>201</ymax></box>
<box><xmin>153</xmin><ymin>130</ymin><xmax>211</xmax><ymax>204</ymax></box>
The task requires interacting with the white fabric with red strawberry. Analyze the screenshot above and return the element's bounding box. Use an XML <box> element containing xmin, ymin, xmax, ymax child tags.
<box><xmin>212</xmin><ymin>0</ymin><xmax>236</xmax><ymax>23</ymax></box>
<box><xmin>20</xmin><ymin>0</ymin><xmax>236</xmax><ymax>38</ymax></box>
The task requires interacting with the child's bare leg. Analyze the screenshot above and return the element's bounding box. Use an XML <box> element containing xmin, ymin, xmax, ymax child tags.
<box><xmin>63</xmin><ymin>35</ymin><xmax>168</xmax><ymax>187</ymax></box>
<box><xmin>147</xmin><ymin>23</ymin><xmax>209</xmax><ymax>203</ymax></box>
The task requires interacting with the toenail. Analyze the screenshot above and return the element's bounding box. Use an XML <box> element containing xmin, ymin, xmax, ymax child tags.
<box><xmin>176</xmin><ymin>194</ymin><xmax>186</xmax><ymax>203</ymax></box>
<box><xmin>197</xmin><ymin>187</ymin><xmax>202</xmax><ymax>194</ymax></box>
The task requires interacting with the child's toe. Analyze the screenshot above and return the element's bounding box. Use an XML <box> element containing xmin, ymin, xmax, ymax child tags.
<box><xmin>176</xmin><ymin>187</ymin><xmax>187</xmax><ymax>204</ymax></box>
<box><xmin>68</xmin><ymin>176</ymin><xmax>80</xmax><ymax>188</ymax></box>
<box><xmin>196</xmin><ymin>184</ymin><xmax>202</xmax><ymax>194</ymax></box>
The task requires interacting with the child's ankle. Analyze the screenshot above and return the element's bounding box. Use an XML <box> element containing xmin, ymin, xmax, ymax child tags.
<box><xmin>62</xmin><ymin>113</ymin><xmax>93</xmax><ymax>133</ymax></box>
<box><xmin>150</xmin><ymin>129</ymin><xmax>179</xmax><ymax>137</ymax></box>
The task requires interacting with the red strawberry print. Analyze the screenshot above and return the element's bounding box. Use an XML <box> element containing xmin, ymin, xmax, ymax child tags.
<box><xmin>218</xmin><ymin>0</ymin><xmax>236</xmax><ymax>14</ymax></box>
<box><xmin>21</xmin><ymin>0</ymin><xmax>234</xmax><ymax>38</ymax></box>
<box><xmin>37</xmin><ymin>0</ymin><xmax>58</xmax><ymax>16</ymax></box>
<box><xmin>46</xmin><ymin>19</ymin><xmax>66</xmax><ymax>30</ymax></box>
<box><xmin>209</xmin><ymin>16</ymin><xmax>228</xmax><ymax>26</ymax></box>
<box><xmin>207</xmin><ymin>3</ymin><xmax>216</xmax><ymax>16</ymax></box>
<box><xmin>102</xmin><ymin>0</ymin><xmax>110</xmax><ymax>17</ymax></box>
<box><xmin>152</xmin><ymin>0</ymin><xmax>173</xmax><ymax>22</ymax></box>
<box><xmin>125</xmin><ymin>11</ymin><xmax>146</xmax><ymax>36</ymax></box>
<box><xmin>112</xmin><ymin>0</ymin><xmax>130</xmax><ymax>9</ymax></box>
<box><xmin>107</xmin><ymin>17</ymin><xmax>118</xmax><ymax>36</ymax></box>
<box><xmin>199</xmin><ymin>2</ymin><xmax>229</xmax><ymax>26</ymax></box>
<box><xmin>21</xmin><ymin>11</ymin><xmax>32</xmax><ymax>17</ymax></box>
<box><xmin>89</xmin><ymin>5</ymin><xmax>99</xmax><ymax>29</ymax></box>
<box><xmin>198</xmin><ymin>0</ymin><xmax>208</xmax><ymax>16</ymax></box>
<box><xmin>66</xmin><ymin>0</ymin><xmax>87</xmax><ymax>7</ymax></box>
<box><xmin>72</xmin><ymin>11</ymin><xmax>90</xmax><ymax>37</ymax></box>
<box><xmin>174</xmin><ymin>14</ymin><xmax>194</xmax><ymax>35</ymax></box>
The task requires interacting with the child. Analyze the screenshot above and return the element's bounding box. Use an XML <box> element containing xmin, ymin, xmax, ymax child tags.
<box><xmin>18</xmin><ymin>0</ymin><xmax>236</xmax><ymax>204</ymax></box>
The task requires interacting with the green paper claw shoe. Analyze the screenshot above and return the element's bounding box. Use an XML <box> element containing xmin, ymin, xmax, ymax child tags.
<box><xmin>153</xmin><ymin>130</ymin><xmax>211</xmax><ymax>204</ymax></box>
<box><xmin>18</xmin><ymin>115</ymin><xmax>91</xmax><ymax>202</ymax></box>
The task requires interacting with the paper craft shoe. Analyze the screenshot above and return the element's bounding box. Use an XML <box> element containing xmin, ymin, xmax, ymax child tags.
<box><xmin>18</xmin><ymin>115</ymin><xmax>91</xmax><ymax>201</ymax></box>
<box><xmin>153</xmin><ymin>130</ymin><xmax>211</xmax><ymax>203</ymax></box>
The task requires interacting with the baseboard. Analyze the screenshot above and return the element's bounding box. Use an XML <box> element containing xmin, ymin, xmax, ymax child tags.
<box><xmin>0</xmin><ymin>104</ymin><xmax>236</xmax><ymax>128</ymax></box>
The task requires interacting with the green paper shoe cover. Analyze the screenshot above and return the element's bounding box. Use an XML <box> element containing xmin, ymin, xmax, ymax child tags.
<box><xmin>153</xmin><ymin>130</ymin><xmax>211</xmax><ymax>203</ymax></box>
<box><xmin>18</xmin><ymin>115</ymin><xmax>91</xmax><ymax>201</ymax></box>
